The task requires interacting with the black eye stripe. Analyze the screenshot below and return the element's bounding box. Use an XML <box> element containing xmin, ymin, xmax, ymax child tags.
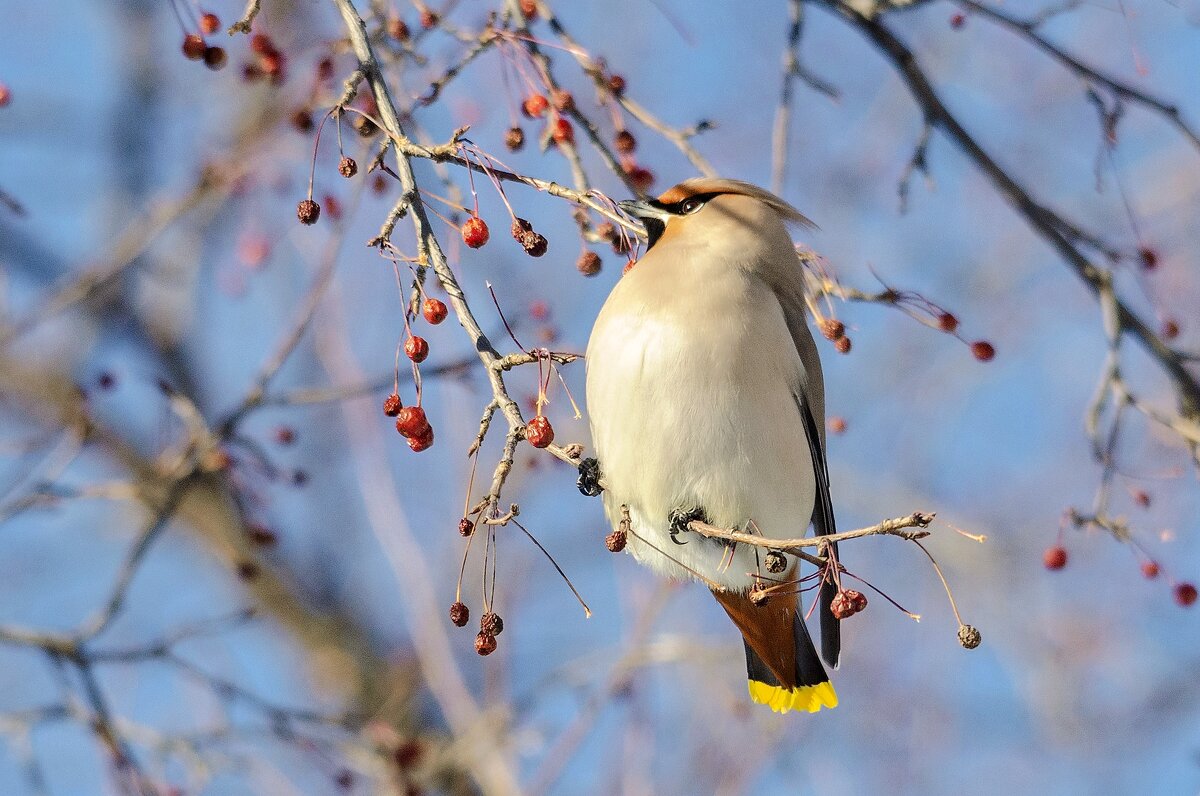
<box><xmin>647</xmin><ymin>192</ymin><xmax>720</xmax><ymax>216</ymax></box>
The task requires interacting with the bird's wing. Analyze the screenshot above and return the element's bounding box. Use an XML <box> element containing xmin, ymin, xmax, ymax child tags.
<box><xmin>778</xmin><ymin>281</ymin><xmax>842</xmax><ymax>669</ymax></box>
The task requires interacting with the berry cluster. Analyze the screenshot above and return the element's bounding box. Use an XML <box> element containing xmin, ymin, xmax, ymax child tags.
<box><xmin>829</xmin><ymin>589</ymin><xmax>868</xmax><ymax>619</ymax></box>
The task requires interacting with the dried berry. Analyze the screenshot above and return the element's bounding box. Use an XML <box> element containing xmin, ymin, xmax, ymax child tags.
<box><xmin>297</xmin><ymin>199</ymin><xmax>321</xmax><ymax>225</ymax></box>
<box><xmin>607</xmin><ymin>74</ymin><xmax>626</xmax><ymax>96</ymax></box>
<box><xmin>1043</xmin><ymin>545</ymin><xmax>1067</xmax><ymax>570</ymax></box>
<box><xmin>480</xmin><ymin>612</ymin><xmax>504</xmax><ymax>635</ymax></box>
<box><xmin>820</xmin><ymin>319</ymin><xmax>845</xmax><ymax>340</ymax></box>
<box><xmin>405</xmin><ymin>336</ymin><xmax>429</xmax><ymax>363</ymax></box>
<box><xmin>1176</xmin><ymin>582</ymin><xmax>1197</xmax><ymax>607</ymax></box>
<box><xmin>765</xmin><ymin>550</ymin><xmax>786</xmax><ymax>574</ymax></box>
<box><xmin>383</xmin><ymin>393</ymin><xmax>402</xmax><ymax>417</ymax></box>
<box><xmin>524</xmin><ymin>233</ymin><xmax>548</xmax><ymax>257</ymax></box>
<box><xmin>845</xmin><ymin>589</ymin><xmax>867</xmax><ymax>612</ymax></box>
<box><xmin>182</xmin><ymin>34</ymin><xmax>206</xmax><ymax>61</ymax></box>
<box><xmin>505</xmin><ymin>126</ymin><xmax>526</xmax><ymax>151</ymax></box>
<box><xmin>834</xmin><ymin>336</ymin><xmax>852</xmax><ymax>354</ymax></box>
<box><xmin>829</xmin><ymin>591</ymin><xmax>854</xmax><ymax>620</ymax></box>
<box><xmin>407</xmin><ymin>424</ymin><xmax>434</xmax><ymax>452</ymax></box>
<box><xmin>551</xmin><ymin>117</ymin><xmax>575</xmax><ymax>146</ymax></box>
<box><xmin>525</xmin><ymin>416</ymin><xmax>554</xmax><ymax>448</ymax></box>
<box><xmin>958</xmin><ymin>624</ymin><xmax>982</xmax><ymax>649</ymax></box>
<box><xmin>522</xmin><ymin>93</ymin><xmax>549</xmax><ymax>118</ymax></box>
<box><xmin>422</xmin><ymin>298</ymin><xmax>448</xmax><ymax>325</ymax></box>
<box><xmin>971</xmin><ymin>340</ymin><xmax>996</xmax><ymax>361</ymax></box>
<box><xmin>200</xmin><ymin>12</ymin><xmax>221</xmax><ymax>34</ymax></box>
<box><xmin>1141</xmin><ymin>560</ymin><xmax>1160</xmax><ymax>579</ymax></box>
<box><xmin>450</xmin><ymin>601</ymin><xmax>469</xmax><ymax>627</ymax></box>
<box><xmin>203</xmin><ymin>45</ymin><xmax>228</xmax><ymax>71</ymax></box>
<box><xmin>614</xmin><ymin>130</ymin><xmax>636</xmax><ymax>154</ymax></box>
<box><xmin>577</xmin><ymin>251</ymin><xmax>602</xmax><ymax>277</ymax></box>
<box><xmin>938</xmin><ymin>312</ymin><xmax>959</xmax><ymax>333</ymax></box>
<box><xmin>458</xmin><ymin>517</ymin><xmax>475</xmax><ymax>537</ymax></box>
<box><xmin>462</xmin><ymin>216</ymin><xmax>490</xmax><ymax>248</ymax></box>
<box><xmin>605</xmin><ymin>528</ymin><xmax>627</xmax><ymax>552</ymax></box>
<box><xmin>395</xmin><ymin>406</ymin><xmax>430</xmax><ymax>438</ymax></box>
<box><xmin>338</xmin><ymin>156</ymin><xmax>358</xmax><ymax>178</ymax></box>
<box><xmin>749</xmin><ymin>584</ymin><xmax>770</xmax><ymax>607</ymax></box>
<box><xmin>475</xmin><ymin>631</ymin><xmax>497</xmax><ymax>655</ymax></box>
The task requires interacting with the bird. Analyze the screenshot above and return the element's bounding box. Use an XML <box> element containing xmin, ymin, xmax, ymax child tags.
<box><xmin>583</xmin><ymin>178</ymin><xmax>841</xmax><ymax>714</ymax></box>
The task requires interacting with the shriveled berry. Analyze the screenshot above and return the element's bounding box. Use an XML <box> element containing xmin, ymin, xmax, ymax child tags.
<box><xmin>383</xmin><ymin>393</ymin><xmax>402</xmax><ymax>417</ymax></box>
<box><xmin>182</xmin><ymin>34</ymin><xmax>206</xmax><ymax>61</ymax></box>
<box><xmin>577</xmin><ymin>251</ymin><xmax>602</xmax><ymax>277</ymax></box>
<box><xmin>938</xmin><ymin>312</ymin><xmax>959</xmax><ymax>332</ymax></box>
<box><xmin>607</xmin><ymin>74</ymin><xmax>626</xmax><ymax>96</ymax></box>
<box><xmin>834</xmin><ymin>336</ymin><xmax>852</xmax><ymax>354</ymax></box>
<box><xmin>450</xmin><ymin>601</ymin><xmax>469</xmax><ymax>627</ymax></box>
<box><xmin>551</xmin><ymin>117</ymin><xmax>575</xmax><ymax>145</ymax></box>
<box><xmin>480</xmin><ymin>612</ymin><xmax>504</xmax><ymax>635</ymax></box>
<box><xmin>971</xmin><ymin>340</ymin><xmax>995</xmax><ymax>361</ymax></box>
<box><xmin>605</xmin><ymin>528</ymin><xmax>627</xmax><ymax>552</ymax></box>
<box><xmin>1141</xmin><ymin>560</ymin><xmax>1160</xmax><ymax>579</ymax></box>
<box><xmin>475</xmin><ymin>631</ymin><xmax>497</xmax><ymax>655</ymax></box>
<box><xmin>1043</xmin><ymin>546</ymin><xmax>1067</xmax><ymax>570</ymax></box>
<box><xmin>200</xmin><ymin>12</ymin><xmax>221</xmax><ymax>34</ymax></box>
<box><xmin>820</xmin><ymin>319</ymin><xmax>845</xmax><ymax>340</ymax></box>
<box><xmin>505</xmin><ymin>126</ymin><xmax>525</xmax><ymax>151</ymax></box>
<box><xmin>203</xmin><ymin>45</ymin><xmax>228</xmax><ymax>70</ymax></box>
<box><xmin>458</xmin><ymin>517</ymin><xmax>474</xmax><ymax>537</ymax></box>
<box><xmin>958</xmin><ymin>624</ymin><xmax>982</xmax><ymax>649</ymax></box>
<box><xmin>462</xmin><ymin>216</ymin><xmax>490</xmax><ymax>248</ymax></box>
<box><xmin>338</xmin><ymin>156</ymin><xmax>358</xmax><ymax>178</ymax></box>
<box><xmin>405</xmin><ymin>336</ymin><xmax>429</xmax><ymax>363</ymax></box>
<box><xmin>829</xmin><ymin>591</ymin><xmax>854</xmax><ymax>620</ymax></box>
<box><xmin>614</xmin><ymin>130</ymin><xmax>636</xmax><ymax>154</ymax></box>
<box><xmin>388</xmin><ymin>17</ymin><xmax>411</xmax><ymax>40</ymax></box>
<box><xmin>395</xmin><ymin>406</ymin><xmax>429</xmax><ymax>438</ymax></box>
<box><xmin>1176</xmin><ymin>582</ymin><xmax>1197</xmax><ymax>607</ymax></box>
<box><xmin>524</xmin><ymin>233</ymin><xmax>548</xmax><ymax>257</ymax></box>
<box><xmin>765</xmin><ymin>550</ymin><xmax>786</xmax><ymax>574</ymax></box>
<box><xmin>407</xmin><ymin>424</ymin><xmax>434</xmax><ymax>452</ymax></box>
<box><xmin>297</xmin><ymin>198</ymin><xmax>320</xmax><ymax>225</ymax></box>
<box><xmin>522</xmin><ymin>94</ymin><xmax>549</xmax><ymax>118</ymax></box>
<box><xmin>422</xmin><ymin>298</ymin><xmax>448</xmax><ymax>324</ymax></box>
<box><xmin>749</xmin><ymin>584</ymin><xmax>770</xmax><ymax>607</ymax></box>
<box><xmin>525</xmin><ymin>416</ymin><xmax>554</xmax><ymax>448</ymax></box>
<box><xmin>845</xmin><ymin>589</ymin><xmax>867</xmax><ymax>612</ymax></box>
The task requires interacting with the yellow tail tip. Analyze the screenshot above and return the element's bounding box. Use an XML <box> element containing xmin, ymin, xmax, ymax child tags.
<box><xmin>748</xmin><ymin>680</ymin><xmax>838</xmax><ymax>714</ymax></box>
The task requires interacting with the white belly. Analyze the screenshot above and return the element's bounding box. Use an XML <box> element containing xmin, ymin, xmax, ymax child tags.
<box><xmin>585</xmin><ymin>270</ymin><xmax>815</xmax><ymax>590</ymax></box>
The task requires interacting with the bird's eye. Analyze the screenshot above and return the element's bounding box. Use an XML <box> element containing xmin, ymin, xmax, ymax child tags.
<box><xmin>679</xmin><ymin>197</ymin><xmax>704</xmax><ymax>215</ymax></box>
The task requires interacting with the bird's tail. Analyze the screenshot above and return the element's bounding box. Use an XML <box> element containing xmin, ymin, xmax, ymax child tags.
<box><xmin>712</xmin><ymin>589</ymin><xmax>837</xmax><ymax>715</ymax></box>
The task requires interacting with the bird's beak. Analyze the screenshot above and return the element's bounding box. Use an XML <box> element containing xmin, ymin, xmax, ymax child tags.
<box><xmin>618</xmin><ymin>199</ymin><xmax>671</xmax><ymax>223</ymax></box>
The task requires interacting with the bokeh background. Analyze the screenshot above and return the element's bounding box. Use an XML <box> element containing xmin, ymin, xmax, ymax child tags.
<box><xmin>1</xmin><ymin>0</ymin><xmax>1199</xmax><ymax>793</ymax></box>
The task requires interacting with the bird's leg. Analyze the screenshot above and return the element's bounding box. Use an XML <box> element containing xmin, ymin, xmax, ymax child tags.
<box><xmin>668</xmin><ymin>506</ymin><xmax>709</xmax><ymax>545</ymax></box>
<box><xmin>576</xmin><ymin>457</ymin><xmax>603</xmax><ymax>497</ymax></box>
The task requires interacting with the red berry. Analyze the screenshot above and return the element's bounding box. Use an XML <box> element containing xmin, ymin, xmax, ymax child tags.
<box><xmin>260</xmin><ymin>49</ymin><xmax>285</xmax><ymax>77</ymax></box>
<box><xmin>200</xmin><ymin>12</ymin><xmax>221</xmax><ymax>34</ymax></box>
<box><xmin>525</xmin><ymin>233</ymin><xmax>548</xmax><ymax>257</ymax></box>
<box><xmin>1141</xmin><ymin>560</ymin><xmax>1160</xmax><ymax>579</ymax></box>
<box><xmin>1043</xmin><ymin>546</ymin><xmax>1068</xmax><ymax>570</ymax></box>
<box><xmin>0</xmin><ymin>84</ymin><xmax>9</xmax><ymax>107</ymax></box>
<box><xmin>525</xmin><ymin>416</ymin><xmax>554</xmax><ymax>448</ymax></box>
<box><xmin>182</xmin><ymin>34</ymin><xmax>206</xmax><ymax>61</ymax></box>
<box><xmin>834</xmin><ymin>336</ymin><xmax>852</xmax><ymax>354</ymax></box>
<box><xmin>405</xmin><ymin>335</ymin><xmax>429</xmax><ymax>363</ymax></box>
<box><xmin>462</xmin><ymin>216</ymin><xmax>490</xmax><ymax>248</ymax></box>
<box><xmin>820</xmin><ymin>319</ymin><xmax>845</xmax><ymax>340</ymax></box>
<box><xmin>938</xmin><ymin>312</ymin><xmax>959</xmax><ymax>333</ymax></box>
<box><xmin>971</xmin><ymin>340</ymin><xmax>995</xmax><ymax>361</ymax></box>
<box><xmin>607</xmin><ymin>74</ymin><xmax>626</xmax><ymax>96</ymax></box>
<box><xmin>383</xmin><ymin>393</ymin><xmax>402</xmax><ymax>417</ymax></box>
<box><xmin>395</xmin><ymin>406</ymin><xmax>429</xmax><ymax>438</ymax></box>
<box><xmin>605</xmin><ymin>528</ymin><xmax>627</xmax><ymax>552</ymax></box>
<box><xmin>480</xmin><ymin>612</ymin><xmax>504</xmax><ymax>635</ymax></box>
<box><xmin>552</xmin><ymin>90</ymin><xmax>575</xmax><ymax>113</ymax></box>
<box><xmin>949</xmin><ymin>12</ymin><xmax>965</xmax><ymax>28</ymax></box>
<box><xmin>577</xmin><ymin>251</ymin><xmax>602</xmax><ymax>277</ymax></box>
<box><xmin>529</xmin><ymin>301</ymin><xmax>549</xmax><ymax>321</ymax></box>
<box><xmin>475</xmin><ymin>631</ymin><xmax>497</xmax><ymax>655</ymax></box>
<box><xmin>1138</xmin><ymin>246</ymin><xmax>1158</xmax><ymax>270</ymax></box>
<box><xmin>845</xmin><ymin>589</ymin><xmax>868</xmax><ymax>612</ymax></box>
<box><xmin>551</xmin><ymin>117</ymin><xmax>575</xmax><ymax>145</ymax></box>
<box><xmin>420</xmin><ymin>9</ymin><xmax>438</xmax><ymax>29</ymax></box>
<box><xmin>338</xmin><ymin>156</ymin><xmax>358</xmax><ymax>178</ymax></box>
<box><xmin>458</xmin><ymin>518</ymin><xmax>474</xmax><ymax>537</ymax></box>
<box><xmin>829</xmin><ymin>591</ymin><xmax>855</xmax><ymax>620</ymax></box>
<box><xmin>203</xmin><ymin>45</ymin><xmax>228</xmax><ymax>70</ymax></box>
<box><xmin>522</xmin><ymin>94</ymin><xmax>549</xmax><ymax>118</ymax></box>
<box><xmin>614</xmin><ymin>130</ymin><xmax>636</xmax><ymax>154</ymax></box>
<box><xmin>1133</xmin><ymin>490</ymin><xmax>1151</xmax><ymax>508</ymax></box>
<box><xmin>422</xmin><ymin>298</ymin><xmax>448</xmax><ymax>324</ymax></box>
<box><xmin>316</xmin><ymin>57</ymin><xmax>334</xmax><ymax>82</ymax></box>
<box><xmin>297</xmin><ymin>199</ymin><xmax>320</xmax><ymax>225</ymax></box>
<box><xmin>505</xmin><ymin>126</ymin><xmax>525</xmax><ymax>151</ymax></box>
<box><xmin>520</xmin><ymin>0</ymin><xmax>538</xmax><ymax>19</ymax></box>
<box><xmin>1175</xmin><ymin>582</ymin><xmax>1197</xmax><ymax>607</ymax></box>
<box><xmin>388</xmin><ymin>17</ymin><xmax>411</xmax><ymax>40</ymax></box>
<box><xmin>322</xmin><ymin>194</ymin><xmax>342</xmax><ymax>221</ymax></box>
<box><xmin>275</xmin><ymin>426</ymin><xmax>296</xmax><ymax>445</ymax></box>
<box><xmin>407</xmin><ymin>424</ymin><xmax>434</xmax><ymax>452</ymax></box>
<box><xmin>450</xmin><ymin>601</ymin><xmax>469</xmax><ymax>626</ymax></box>
<box><xmin>828</xmin><ymin>416</ymin><xmax>848</xmax><ymax>434</ymax></box>
<box><xmin>626</xmin><ymin>165</ymin><xmax>654</xmax><ymax>193</ymax></box>
<box><xmin>1162</xmin><ymin>319</ymin><xmax>1180</xmax><ymax>339</ymax></box>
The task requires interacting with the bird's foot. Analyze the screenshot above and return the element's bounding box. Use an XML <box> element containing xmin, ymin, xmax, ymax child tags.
<box><xmin>668</xmin><ymin>506</ymin><xmax>709</xmax><ymax>545</ymax></box>
<box><xmin>577</xmin><ymin>458</ymin><xmax>603</xmax><ymax>497</ymax></box>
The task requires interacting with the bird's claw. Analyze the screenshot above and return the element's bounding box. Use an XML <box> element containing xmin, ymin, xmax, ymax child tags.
<box><xmin>668</xmin><ymin>506</ymin><xmax>708</xmax><ymax>545</ymax></box>
<box><xmin>577</xmin><ymin>458</ymin><xmax>603</xmax><ymax>497</ymax></box>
